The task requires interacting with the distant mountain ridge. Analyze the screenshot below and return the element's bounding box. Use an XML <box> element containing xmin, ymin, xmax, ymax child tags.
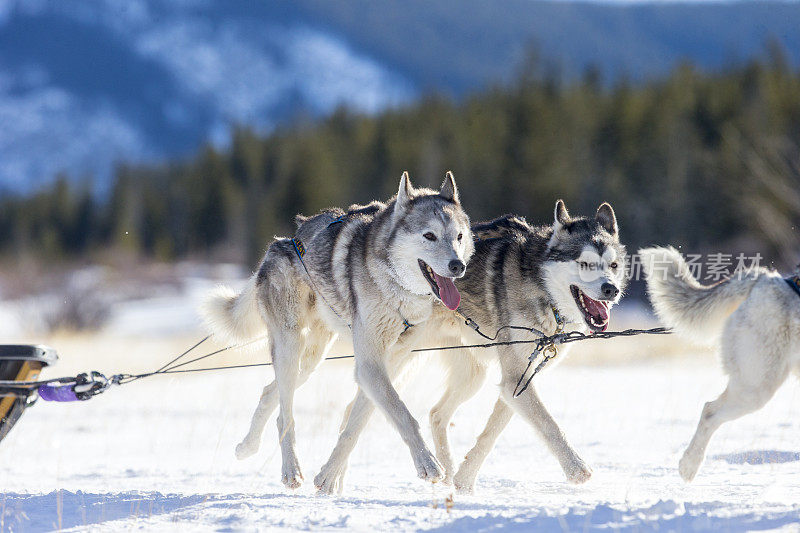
<box><xmin>297</xmin><ymin>0</ymin><xmax>800</xmax><ymax>92</ymax></box>
<box><xmin>1</xmin><ymin>0</ymin><xmax>799</xmax><ymax>193</ymax></box>
<box><xmin>0</xmin><ymin>0</ymin><xmax>414</xmax><ymax>193</ymax></box>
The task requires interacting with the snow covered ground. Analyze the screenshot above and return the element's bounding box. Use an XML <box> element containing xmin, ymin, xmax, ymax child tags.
<box><xmin>0</xmin><ymin>332</ymin><xmax>799</xmax><ymax>531</ymax></box>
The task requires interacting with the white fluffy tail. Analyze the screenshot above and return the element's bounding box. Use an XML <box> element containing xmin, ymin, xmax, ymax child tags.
<box><xmin>639</xmin><ymin>246</ymin><xmax>760</xmax><ymax>345</ymax></box>
<box><xmin>200</xmin><ymin>275</ymin><xmax>267</xmax><ymax>343</ymax></box>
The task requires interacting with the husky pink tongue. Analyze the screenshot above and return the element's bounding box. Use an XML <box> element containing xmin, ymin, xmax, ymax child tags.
<box><xmin>583</xmin><ymin>295</ymin><xmax>609</xmax><ymax>329</ymax></box>
<box><xmin>434</xmin><ymin>272</ymin><xmax>461</xmax><ymax>310</ymax></box>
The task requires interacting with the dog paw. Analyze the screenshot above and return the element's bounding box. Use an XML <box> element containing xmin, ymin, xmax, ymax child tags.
<box><xmin>414</xmin><ymin>450</ymin><xmax>445</xmax><ymax>483</ymax></box>
<box><xmin>679</xmin><ymin>451</ymin><xmax>701</xmax><ymax>482</ymax></box>
<box><xmin>453</xmin><ymin>473</ymin><xmax>476</xmax><ymax>494</ymax></box>
<box><xmin>235</xmin><ymin>439</ymin><xmax>259</xmax><ymax>460</ymax></box>
<box><xmin>564</xmin><ymin>459</ymin><xmax>592</xmax><ymax>484</ymax></box>
<box><xmin>281</xmin><ymin>460</ymin><xmax>304</xmax><ymax>489</ymax></box>
<box><xmin>314</xmin><ymin>462</ymin><xmax>347</xmax><ymax>495</ymax></box>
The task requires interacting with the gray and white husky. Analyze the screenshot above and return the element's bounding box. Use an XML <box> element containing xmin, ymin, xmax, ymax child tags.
<box><xmin>202</xmin><ymin>172</ymin><xmax>474</xmax><ymax>488</ymax></box>
<box><xmin>315</xmin><ymin>200</ymin><xmax>627</xmax><ymax>493</ymax></box>
<box><xmin>639</xmin><ymin>246</ymin><xmax>800</xmax><ymax>482</ymax></box>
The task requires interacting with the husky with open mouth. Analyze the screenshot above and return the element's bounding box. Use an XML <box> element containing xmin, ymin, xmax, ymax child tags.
<box><xmin>201</xmin><ymin>172</ymin><xmax>473</xmax><ymax>489</ymax></box>
<box><xmin>441</xmin><ymin>199</ymin><xmax>628</xmax><ymax>492</ymax></box>
<box><xmin>314</xmin><ymin>200</ymin><xmax>628</xmax><ymax>494</ymax></box>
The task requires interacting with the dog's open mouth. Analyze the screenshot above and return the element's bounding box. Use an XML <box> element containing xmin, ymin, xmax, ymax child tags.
<box><xmin>570</xmin><ymin>285</ymin><xmax>610</xmax><ymax>333</ymax></box>
<box><xmin>418</xmin><ymin>259</ymin><xmax>461</xmax><ymax>310</ymax></box>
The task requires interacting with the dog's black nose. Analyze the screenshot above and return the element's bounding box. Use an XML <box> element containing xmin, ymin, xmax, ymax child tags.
<box><xmin>601</xmin><ymin>282</ymin><xmax>619</xmax><ymax>299</ymax></box>
<box><xmin>448</xmin><ymin>259</ymin><xmax>466</xmax><ymax>277</ymax></box>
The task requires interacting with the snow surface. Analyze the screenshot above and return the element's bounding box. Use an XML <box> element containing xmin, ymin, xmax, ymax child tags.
<box><xmin>0</xmin><ymin>335</ymin><xmax>799</xmax><ymax>531</ymax></box>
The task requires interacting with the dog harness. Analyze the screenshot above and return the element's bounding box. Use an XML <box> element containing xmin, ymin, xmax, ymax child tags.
<box><xmin>291</xmin><ymin>236</ymin><xmax>415</xmax><ymax>334</ymax></box>
<box><xmin>291</xmin><ymin>237</ymin><xmax>351</xmax><ymax>329</ymax></box>
<box><xmin>785</xmin><ymin>274</ymin><xmax>800</xmax><ymax>298</ymax></box>
<box><xmin>550</xmin><ymin>305</ymin><xmax>565</xmax><ymax>331</ymax></box>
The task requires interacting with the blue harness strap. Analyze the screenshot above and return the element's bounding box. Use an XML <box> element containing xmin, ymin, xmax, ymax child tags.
<box><xmin>327</xmin><ymin>216</ymin><xmax>347</xmax><ymax>227</ymax></box>
<box><xmin>785</xmin><ymin>275</ymin><xmax>800</xmax><ymax>298</ymax></box>
<box><xmin>291</xmin><ymin>237</ymin><xmax>306</xmax><ymax>258</ymax></box>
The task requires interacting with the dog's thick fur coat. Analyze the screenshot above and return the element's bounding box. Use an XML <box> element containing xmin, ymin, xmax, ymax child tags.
<box><xmin>315</xmin><ymin>201</ymin><xmax>628</xmax><ymax>493</ymax></box>
<box><xmin>202</xmin><ymin>172</ymin><xmax>473</xmax><ymax>489</ymax></box>
<box><xmin>640</xmin><ymin>246</ymin><xmax>800</xmax><ymax>481</ymax></box>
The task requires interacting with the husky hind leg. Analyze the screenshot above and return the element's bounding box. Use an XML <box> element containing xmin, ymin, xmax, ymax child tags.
<box><xmin>236</xmin><ymin>374</ymin><xmax>279</xmax><ymax>459</ymax></box>
<box><xmin>679</xmin><ymin>320</ymin><xmax>790</xmax><ymax>481</ymax></box>
<box><xmin>679</xmin><ymin>381</ymin><xmax>784</xmax><ymax>481</ymax></box>
<box><xmin>268</xmin><ymin>327</ymin><xmax>309</xmax><ymax>488</ymax></box>
<box><xmin>244</xmin><ymin>246</ymin><xmax>329</xmax><ymax>489</ymax></box>
<box><xmin>429</xmin><ymin>352</ymin><xmax>487</xmax><ymax>484</ymax></box>
<box><xmin>236</xmin><ymin>324</ymin><xmax>336</xmax><ymax>460</ymax></box>
<box><xmin>314</xmin><ymin>389</ymin><xmax>375</xmax><ymax>495</ymax></box>
<box><xmin>260</xmin><ymin>326</ymin><xmax>336</xmax><ymax>488</ymax></box>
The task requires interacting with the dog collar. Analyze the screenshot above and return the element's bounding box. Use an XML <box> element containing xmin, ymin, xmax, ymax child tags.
<box><xmin>785</xmin><ymin>275</ymin><xmax>800</xmax><ymax>298</ymax></box>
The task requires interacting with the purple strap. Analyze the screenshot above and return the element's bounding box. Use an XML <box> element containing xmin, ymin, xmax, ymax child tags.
<box><xmin>38</xmin><ymin>383</ymin><xmax>80</xmax><ymax>402</ymax></box>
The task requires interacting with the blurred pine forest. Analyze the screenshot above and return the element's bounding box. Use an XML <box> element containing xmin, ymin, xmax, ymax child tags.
<box><xmin>2</xmin><ymin>55</ymin><xmax>800</xmax><ymax>267</ymax></box>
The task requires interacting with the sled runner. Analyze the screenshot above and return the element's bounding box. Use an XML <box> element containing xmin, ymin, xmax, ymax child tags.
<box><xmin>0</xmin><ymin>345</ymin><xmax>58</xmax><ymax>443</ymax></box>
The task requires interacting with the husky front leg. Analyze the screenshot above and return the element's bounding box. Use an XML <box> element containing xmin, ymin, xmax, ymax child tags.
<box><xmin>453</xmin><ymin>397</ymin><xmax>514</xmax><ymax>493</ymax></box>
<box><xmin>316</xmin><ymin>328</ymin><xmax>428</xmax><ymax>494</ymax></box>
<box><xmin>352</xmin><ymin>322</ymin><xmax>444</xmax><ymax>483</ymax></box>
<box><xmin>315</xmin><ymin>349</ymin><xmax>414</xmax><ymax>494</ymax></box>
<box><xmin>499</xmin><ymin>355</ymin><xmax>592</xmax><ymax>484</ymax></box>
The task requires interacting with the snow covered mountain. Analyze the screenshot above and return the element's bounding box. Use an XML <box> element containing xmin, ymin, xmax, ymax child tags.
<box><xmin>0</xmin><ymin>0</ymin><xmax>414</xmax><ymax>192</ymax></box>
<box><xmin>2</xmin><ymin>0</ymin><xmax>800</xmax><ymax>193</ymax></box>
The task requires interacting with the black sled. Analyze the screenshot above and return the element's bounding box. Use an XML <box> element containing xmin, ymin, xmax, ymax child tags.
<box><xmin>0</xmin><ymin>345</ymin><xmax>58</xmax><ymax>443</ymax></box>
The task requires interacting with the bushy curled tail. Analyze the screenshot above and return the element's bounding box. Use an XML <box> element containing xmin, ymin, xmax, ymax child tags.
<box><xmin>639</xmin><ymin>246</ymin><xmax>761</xmax><ymax>346</ymax></box>
<box><xmin>200</xmin><ymin>275</ymin><xmax>266</xmax><ymax>343</ymax></box>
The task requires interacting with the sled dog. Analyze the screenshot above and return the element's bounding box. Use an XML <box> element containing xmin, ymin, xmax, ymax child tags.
<box><xmin>640</xmin><ymin>246</ymin><xmax>800</xmax><ymax>482</ymax></box>
<box><xmin>315</xmin><ymin>200</ymin><xmax>627</xmax><ymax>493</ymax></box>
<box><xmin>202</xmin><ymin>172</ymin><xmax>474</xmax><ymax>488</ymax></box>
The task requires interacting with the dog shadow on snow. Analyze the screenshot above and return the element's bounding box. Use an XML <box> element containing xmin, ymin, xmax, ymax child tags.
<box><xmin>0</xmin><ymin>491</ymin><xmax>214</xmax><ymax>531</ymax></box>
<box><xmin>711</xmin><ymin>449</ymin><xmax>800</xmax><ymax>465</ymax></box>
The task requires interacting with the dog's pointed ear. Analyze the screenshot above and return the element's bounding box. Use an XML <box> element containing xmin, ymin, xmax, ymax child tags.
<box><xmin>596</xmin><ymin>202</ymin><xmax>618</xmax><ymax>236</ymax></box>
<box><xmin>395</xmin><ymin>171</ymin><xmax>413</xmax><ymax>213</ymax></box>
<box><xmin>439</xmin><ymin>171</ymin><xmax>460</xmax><ymax>204</ymax></box>
<box><xmin>553</xmin><ymin>199</ymin><xmax>570</xmax><ymax>230</ymax></box>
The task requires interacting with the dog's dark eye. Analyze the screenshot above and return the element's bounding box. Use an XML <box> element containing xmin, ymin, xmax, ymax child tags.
<box><xmin>610</xmin><ymin>262</ymin><xmax>618</xmax><ymax>269</ymax></box>
<box><xmin>457</xmin><ymin>233</ymin><xmax>463</xmax><ymax>241</ymax></box>
<box><xmin>423</xmin><ymin>232</ymin><xmax>437</xmax><ymax>242</ymax></box>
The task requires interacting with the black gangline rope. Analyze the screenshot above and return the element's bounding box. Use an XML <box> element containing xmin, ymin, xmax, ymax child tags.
<box><xmin>3</xmin><ymin>320</ymin><xmax>671</xmax><ymax>399</ymax></box>
<box><xmin>129</xmin><ymin>322</ymin><xmax>670</xmax><ymax>379</ymax></box>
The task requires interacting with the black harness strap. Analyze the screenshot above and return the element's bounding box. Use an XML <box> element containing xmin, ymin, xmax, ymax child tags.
<box><xmin>785</xmin><ymin>275</ymin><xmax>800</xmax><ymax>298</ymax></box>
<box><xmin>291</xmin><ymin>237</ymin><xmax>352</xmax><ymax>329</ymax></box>
<box><xmin>291</xmin><ymin>236</ymin><xmax>415</xmax><ymax>334</ymax></box>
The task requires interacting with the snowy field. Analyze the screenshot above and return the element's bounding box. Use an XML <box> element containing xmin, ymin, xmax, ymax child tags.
<box><xmin>0</xmin><ymin>332</ymin><xmax>799</xmax><ymax>532</ymax></box>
